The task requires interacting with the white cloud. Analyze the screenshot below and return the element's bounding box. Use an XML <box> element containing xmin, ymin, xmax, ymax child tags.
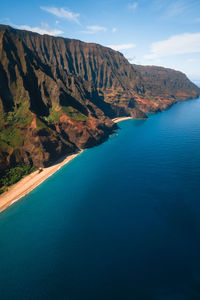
<box><xmin>187</xmin><ymin>58</ymin><xmax>196</xmax><ymax>62</ymax></box>
<box><xmin>81</xmin><ymin>25</ymin><xmax>107</xmax><ymax>34</ymax></box>
<box><xmin>187</xmin><ymin>58</ymin><xmax>200</xmax><ymax>63</ymax></box>
<box><xmin>40</xmin><ymin>7</ymin><xmax>80</xmax><ymax>24</ymax></box>
<box><xmin>145</xmin><ymin>32</ymin><xmax>200</xmax><ymax>60</ymax></box>
<box><xmin>151</xmin><ymin>0</ymin><xmax>168</xmax><ymax>12</ymax></box>
<box><xmin>128</xmin><ymin>2</ymin><xmax>138</xmax><ymax>10</ymax></box>
<box><xmin>107</xmin><ymin>43</ymin><xmax>136</xmax><ymax>51</ymax></box>
<box><xmin>160</xmin><ymin>0</ymin><xmax>200</xmax><ymax>19</ymax></box>
<box><xmin>15</xmin><ymin>23</ymin><xmax>63</xmax><ymax>36</ymax></box>
<box><xmin>166</xmin><ymin>0</ymin><xmax>187</xmax><ymax>17</ymax></box>
<box><xmin>112</xmin><ymin>27</ymin><xmax>117</xmax><ymax>33</ymax></box>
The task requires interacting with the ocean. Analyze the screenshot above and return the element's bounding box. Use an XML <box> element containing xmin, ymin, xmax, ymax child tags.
<box><xmin>1</xmin><ymin>96</ymin><xmax>200</xmax><ymax>299</ymax></box>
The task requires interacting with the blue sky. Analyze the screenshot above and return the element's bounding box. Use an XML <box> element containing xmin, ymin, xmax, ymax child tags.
<box><xmin>1</xmin><ymin>0</ymin><xmax>200</xmax><ymax>80</ymax></box>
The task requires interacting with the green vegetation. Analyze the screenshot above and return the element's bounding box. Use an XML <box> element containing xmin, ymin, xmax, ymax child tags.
<box><xmin>36</xmin><ymin>118</ymin><xmax>49</xmax><ymax>130</ymax></box>
<box><xmin>0</xmin><ymin>164</ymin><xmax>37</xmax><ymax>193</ymax></box>
<box><xmin>0</xmin><ymin>127</ymin><xmax>25</xmax><ymax>149</ymax></box>
<box><xmin>43</xmin><ymin>105</ymin><xmax>88</xmax><ymax>124</ymax></box>
<box><xmin>0</xmin><ymin>102</ymin><xmax>33</xmax><ymax>150</ymax></box>
<box><xmin>3</xmin><ymin>102</ymin><xmax>33</xmax><ymax>127</ymax></box>
<box><xmin>44</xmin><ymin>106</ymin><xmax>61</xmax><ymax>124</ymax></box>
<box><xmin>62</xmin><ymin>106</ymin><xmax>88</xmax><ymax>121</ymax></box>
<box><xmin>0</xmin><ymin>112</ymin><xmax>5</xmax><ymax>128</ymax></box>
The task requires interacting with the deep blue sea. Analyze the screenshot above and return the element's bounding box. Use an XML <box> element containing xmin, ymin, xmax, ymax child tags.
<box><xmin>1</xmin><ymin>96</ymin><xmax>200</xmax><ymax>299</ymax></box>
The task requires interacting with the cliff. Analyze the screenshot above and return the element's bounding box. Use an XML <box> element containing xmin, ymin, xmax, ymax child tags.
<box><xmin>0</xmin><ymin>24</ymin><xmax>199</xmax><ymax>179</ymax></box>
<box><xmin>134</xmin><ymin>65</ymin><xmax>200</xmax><ymax>112</ymax></box>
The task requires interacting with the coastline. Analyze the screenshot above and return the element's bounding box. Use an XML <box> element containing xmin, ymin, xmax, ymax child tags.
<box><xmin>0</xmin><ymin>98</ymin><xmax>199</xmax><ymax>213</ymax></box>
<box><xmin>0</xmin><ymin>150</ymin><xmax>83</xmax><ymax>213</ymax></box>
<box><xmin>0</xmin><ymin>116</ymin><xmax>132</xmax><ymax>214</ymax></box>
<box><xmin>112</xmin><ymin>117</ymin><xmax>132</xmax><ymax>123</ymax></box>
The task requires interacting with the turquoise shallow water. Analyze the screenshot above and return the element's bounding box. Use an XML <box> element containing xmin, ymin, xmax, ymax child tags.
<box><xmin>1</xmin><ymin>96</ymin><xmax>200</xmax><ymax>299</ymax></box>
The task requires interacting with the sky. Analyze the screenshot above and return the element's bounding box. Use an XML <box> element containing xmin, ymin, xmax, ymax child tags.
<box><xmin>1</xmin><ymin>0</ymin><xmax>200</xmax><ymax>81</ymax></box>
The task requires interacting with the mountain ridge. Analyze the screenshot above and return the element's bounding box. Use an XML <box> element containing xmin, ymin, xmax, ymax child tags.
<box><xmin>0</xmin><ymin>24</ymin><xmax>199</xmax><ymax>189</ymax></box>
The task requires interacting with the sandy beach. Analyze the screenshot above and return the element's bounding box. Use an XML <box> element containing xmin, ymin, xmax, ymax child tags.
<box><xmin>0</xmin><ymin>151</ymin><xmax>82</xmax><ymax>213</ymax></box>
<box><xmin>112</xmin><ymin>117</ymin><xmax>132</xmax><ymax>123</ymax></box>
<box><xmin>0</xmin><ymin>117</ymin><xmax>132</xmax><ymax>214</ymax></box>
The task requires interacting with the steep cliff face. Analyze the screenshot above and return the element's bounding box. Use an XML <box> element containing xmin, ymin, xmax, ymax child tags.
<box><xmin>3</xmin><ymin>25</ymin><xmax>199</xmax><ymax>111</ymax></box>
<box><xmin>134</xmin><ymin>65</ymin><xmax>200</xmax><ymax>112</ymax></box>
<box><xmin>9</xmin><ymin>27</ymin><xmax>144</xmax><ymax>91</ymax></box>
<box><xmin>0</xmin><ymin>28</ymin><xmax>117</xmax><ymax>172</ymax></box>
<box><xmin>0</xmin><ymin>25</ymin><xmax>199</xmax><ymax>175</ymax></box>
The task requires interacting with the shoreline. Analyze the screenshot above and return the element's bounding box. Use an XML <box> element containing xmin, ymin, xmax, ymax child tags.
<box><xmin>112</xmin><ymin>117</ymin><xmax>132</xmax><ymax>123</ymax></box>
<box><xmin>1</xmin><ymin>95</ymin><xmax>199</xmax><ymax>214</ymax></box>
<box><xmin>0</xmin><ymin>150</ymin><xmax>83</xmax><ymax>213</ymax></box>
<box><xmin>0</xmin><ymin>116</ymin><xmax>132</xmax><ymax>214</ymax></box>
